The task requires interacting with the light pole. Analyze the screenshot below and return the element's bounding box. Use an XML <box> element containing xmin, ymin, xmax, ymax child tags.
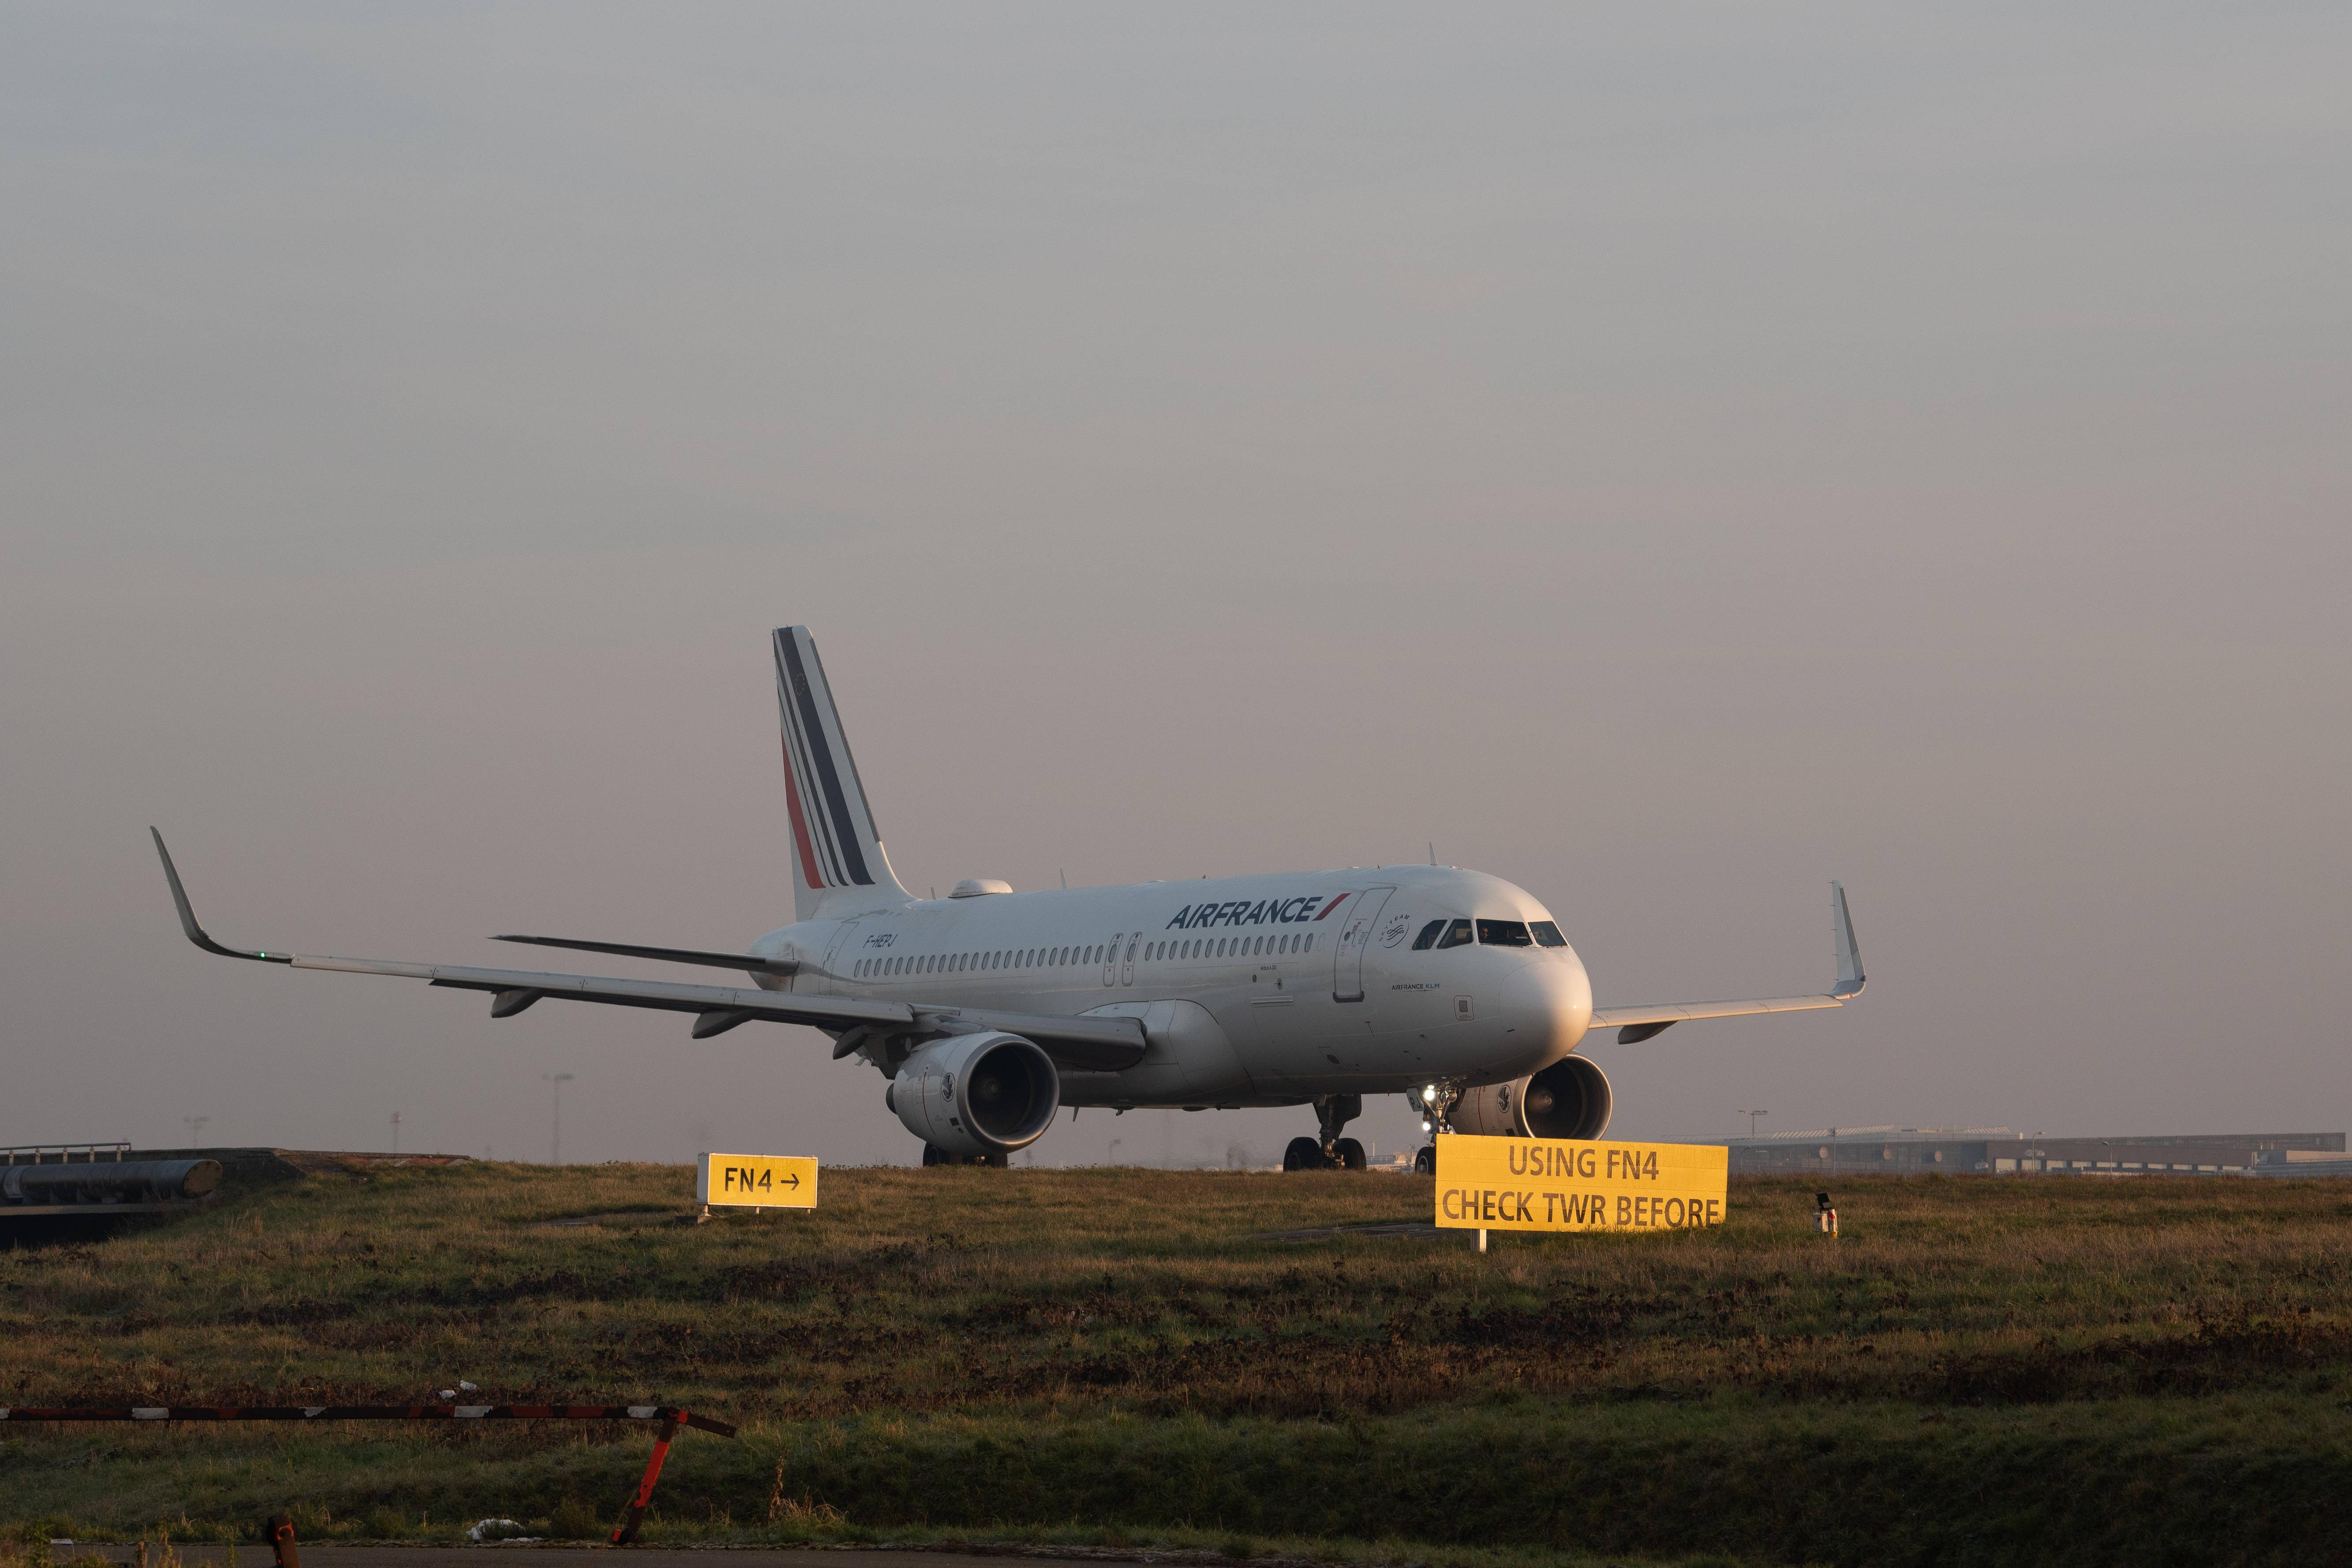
<box><xmin>390</xmin><ymin>1112</ymin><xmax>402</xmax><ymax>1154</ymax></box>
<box><xmin>1739</xmin><ymin>1108</ymin><xmax>1769</xmax><ymax>1138</ymax></box>
<box><xmin>182</xmin><ymin>1115</ymin><xmax>209</xmax><ymax>1147</ymax></box>
<box><xmin>544</xmin><ymin>1073</ymin><xmax>575</xmax><ymax>1164</ymax></box>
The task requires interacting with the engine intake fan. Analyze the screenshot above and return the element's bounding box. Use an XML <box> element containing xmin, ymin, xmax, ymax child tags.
<box><xmin>1452</xmin><ymin>1054</ymin><xmax>1612</xmax><ymax>1142</ymax></box>
<box><xmin>889</xmin><ymin>1031</ymin><xmax>1060</xmax><ymax>1158</ymax></box>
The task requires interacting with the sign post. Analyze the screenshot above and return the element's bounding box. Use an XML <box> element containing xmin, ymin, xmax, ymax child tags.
<box><xmin>1432</xmin><ymin>1134</ymin><xmax>1727</xmax><ymax>1243</ymax></box>
<box><xmin>695</xmin><ymin>1153</ymin><xmax>818</xmax><ymax>1217</ymax></box>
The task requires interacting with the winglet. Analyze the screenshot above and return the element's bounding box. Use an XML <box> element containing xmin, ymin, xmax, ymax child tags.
<box><xmin>1830</xmin><ymin>880</ymin><xmax>1865</xmax><ymax>998</ymax></box>
<box><xmin>150</xmin><ymin>829</ymin><xmax>292</xmax><ymax>964</ymax></box>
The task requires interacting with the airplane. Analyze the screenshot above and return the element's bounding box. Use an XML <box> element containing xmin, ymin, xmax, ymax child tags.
<box><xmin>152</xmin><ymin>625</ymin><xmax>1865</xmax><ymax>1172</ymax></box>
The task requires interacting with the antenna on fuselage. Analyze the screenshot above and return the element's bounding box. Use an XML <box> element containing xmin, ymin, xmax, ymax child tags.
<box><xmin>1428</xmin><ymin>842</ymin><xmax>1436</xmax><ymax>866</ymax></box>
<box><xmin>1060</xmin><ymin>869</ymin><xmax>1067</xmax><ymax>889</ymax></box>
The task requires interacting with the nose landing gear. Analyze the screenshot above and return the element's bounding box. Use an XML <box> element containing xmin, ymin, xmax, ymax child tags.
<box><xmin>1281</xmin><ymin>1094</ymin><xmax>1366</xmax><ymax>1170</ymax></box>
<box><xmin>1407</xmin><ymin>1081</ymin><xmax>1462</xmax><ymax>1175</ymax></box>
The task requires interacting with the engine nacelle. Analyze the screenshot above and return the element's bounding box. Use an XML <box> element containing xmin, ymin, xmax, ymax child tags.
<box><xmin>888</xmin><ymin>1031</ymin><xmax>1060</xmax><ymax>1158</ymax></box>
<box><xmin>1451</xmin><ymin>1054</ymin><xmax>1612</xmax><ymax>1142</ymax></box>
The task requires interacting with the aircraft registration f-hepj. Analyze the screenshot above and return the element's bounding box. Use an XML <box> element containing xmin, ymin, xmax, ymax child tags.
<box><xmin>154</xmin><ymin>626</ymin><xmax>1864</xmax><ymax>1172</ymax></box>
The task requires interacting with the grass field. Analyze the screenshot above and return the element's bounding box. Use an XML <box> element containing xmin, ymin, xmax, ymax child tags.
<box><xmin>6</xmin><ymin>1160</ymin><xmax>2352</xmax><ymax>1566</ymax></box>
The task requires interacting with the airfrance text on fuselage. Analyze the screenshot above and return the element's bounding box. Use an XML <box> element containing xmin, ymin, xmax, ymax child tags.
<box><xmin>1165</xmin><ymin>895</ymin><xmax>1349</xmax><ymax>930</ymax></box>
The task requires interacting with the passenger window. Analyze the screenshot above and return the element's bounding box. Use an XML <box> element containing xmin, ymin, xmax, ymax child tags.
<box><xmin>1477</xmin><ymin>919</ymin><xmax>1533</xmax><ymax>947</ymax></box>
<box><xmin>1305</xmin><ymin>934</ymin><xmax>1316</xmax><ymax>952</ymax></box>
<box><xmin>1410</xmin><ymin>920</ymin><xmax>1446</xmax><ymax>951</ymax></box>
<box><xmin>1435</xmin><ymin>919</ymin><xmax>1473</xmax><ymax>950</ymax></box>
<box><xmin>1530</xmin><ymin>921</ymin><xmax>1566</xmax><ymax>948</ymax></box>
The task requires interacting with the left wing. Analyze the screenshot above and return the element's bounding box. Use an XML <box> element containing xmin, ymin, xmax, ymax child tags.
<box><xmin>1588</xmin><ymin>881</ymin><xmax>1866</xmax><ymax>1045</ymax></box>
<box><xmin>150</xmin><ymin>831</ymin><xmax>1146</xmax><ymax>1072</ymax></box>
<box><xmin>492</xmin><ymin>933</ymin><xmax>797</xmax><ymax>979</ymax></box>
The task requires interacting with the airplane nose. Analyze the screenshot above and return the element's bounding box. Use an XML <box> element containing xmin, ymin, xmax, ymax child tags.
<box><xmin>1501</xmin><ymin>955</ymin><xmax>1593</xmax><ymax>1063</ymax></box>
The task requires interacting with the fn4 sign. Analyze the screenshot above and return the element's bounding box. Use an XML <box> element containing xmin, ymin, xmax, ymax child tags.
<box><xmin>695</xmin><ymin>1153</ymin><xmax>818</xmax><ymax>1210</ymax></box>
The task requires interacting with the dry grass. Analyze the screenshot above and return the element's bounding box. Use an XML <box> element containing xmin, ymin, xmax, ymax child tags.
<box><xmin>8</xmin><ymin>1162</ymin><xmax>2352</xmax><ymax>1564</ymax></box>
<box><xmin>7</xmin><ymin>1162</ymin><xmax>2349</xmax><ymax>1417</ymax></box>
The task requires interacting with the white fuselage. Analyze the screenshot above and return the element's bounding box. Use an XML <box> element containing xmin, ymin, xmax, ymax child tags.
<box><xmin>749</xmin><ymin>864</ymin><xmax>1593</xmax><ymax>1107</ymax></box>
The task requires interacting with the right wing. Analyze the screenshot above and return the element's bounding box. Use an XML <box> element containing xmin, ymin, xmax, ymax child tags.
<box><xmin>1588</xmin><ymin>881</ymin><xmax>1866</xmax><ymax>1045</ymax></box>
<box><xmin>152</xmin><ymin>831</ymin><xmax>1146</xmax><ymax>1072</ymax></box>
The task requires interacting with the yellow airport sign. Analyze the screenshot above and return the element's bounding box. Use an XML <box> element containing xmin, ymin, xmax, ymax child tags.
<box><xmin>1433</xmin><ymin>1133</ymin><xmax>1726</xmax><ymax>1233</ymax></box>
<box><xmin>695</xmin><ymin>1152</ymin><xmax>817</xmax><ymax>1210</ymax></box>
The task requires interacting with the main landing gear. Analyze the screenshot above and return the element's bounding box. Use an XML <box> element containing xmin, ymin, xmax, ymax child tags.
<box><xmin>922</xmin><ymin>1145</ymin><xmax>1009</xmax><ymax>1168</ymax></box>
<box><xmin>1282</xmin><ymin>1094</ymin><xmax>1367</xmax><ymax>1171</ymax></box>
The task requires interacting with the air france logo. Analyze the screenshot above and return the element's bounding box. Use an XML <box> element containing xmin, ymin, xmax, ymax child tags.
<box><xmin>1165</xmin><ymin>893</ymin><xmax>1349</xmax><ymax>931</ymax></box>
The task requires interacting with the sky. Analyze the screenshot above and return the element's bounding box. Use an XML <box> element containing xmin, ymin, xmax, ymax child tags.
<box><xmin>2</xmin><ymin>2</ymin><xmax>2347</xmax><ymax>1169</ymax></box>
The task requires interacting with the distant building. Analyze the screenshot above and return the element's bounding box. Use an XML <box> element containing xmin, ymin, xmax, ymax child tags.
<box><xmin>1721</xmin><ymin>1127</ymin><xmax>2347</xmax><ymax>1177</ymax></box>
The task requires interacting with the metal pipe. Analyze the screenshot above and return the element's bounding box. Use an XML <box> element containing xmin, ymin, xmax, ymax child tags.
<box><xmin>1</xmin><ymin>1158</ymin><xmax>222</xmax><ymax>1205</ymax></box>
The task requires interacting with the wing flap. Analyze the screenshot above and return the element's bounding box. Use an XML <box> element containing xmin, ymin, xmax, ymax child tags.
<box><xmin>1588</xmin><ymin>881</ymin><xmax>1867</xmax><ymax>1045</ymax></box>
<box><xmin>286</xmin><ymin>955</ymin><xmax>1146</xmax><ymax>1069</ymax></box>
<box><xmin>296</xmin><ymin>955</ymin><xmax>911</xmax><ymax>1028</ymax></box>
<box><xmin>1589</xmin><ymin>996</ymin><xmax>1847</xmax><ymax>1029</ymax></box>
<box><xmin>493</xmin><ymin>934</ymin><xmax>797</xmax><ymax>977</ymax></box>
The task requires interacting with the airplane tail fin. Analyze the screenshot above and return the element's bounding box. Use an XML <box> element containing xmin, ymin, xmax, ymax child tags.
<box><xmin>773</xmin><ymin>627</ymin><xmax>910</xmax><ymax>920</ymax></box>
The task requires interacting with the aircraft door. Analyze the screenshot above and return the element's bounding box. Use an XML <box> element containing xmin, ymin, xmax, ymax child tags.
<box><xmin>1102</xmin><ymin>934</ymin><xmax>1124</xmax><ymax>986</ymax></box>
<box><xmin>1330</xmin><ymin>887</ymin><xmax>1397</xmax><ymax>1003</ymax></box>
<box><xmin>818</xmin><ymin>921</ymin><xmax>861</xmax><ymax>992</ymax></box>
<box><xmin>1120</xmin><ymin>934</ymin><xmax>1139</xmax><ymax>986</ymax></box>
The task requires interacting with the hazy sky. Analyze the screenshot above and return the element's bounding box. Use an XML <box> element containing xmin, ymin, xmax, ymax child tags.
<box><xmin>4</xmin><ymin>3</ymin><xmax>2347</xmax><ymax>1169</ymax></box>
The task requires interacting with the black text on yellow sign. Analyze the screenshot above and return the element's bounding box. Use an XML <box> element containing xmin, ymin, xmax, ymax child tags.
<box><xmin>1433</xmin><ymin>1133</ymin><xmax>1726</xmax><ymax>1233</ymax></box>
<box><xmin>695</xmin><ymin>1153</ymin><xmax>818</xmax><ymax>1209</ymax></box>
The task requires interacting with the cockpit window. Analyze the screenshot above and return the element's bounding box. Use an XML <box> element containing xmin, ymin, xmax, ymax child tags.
<box><xmin>1410</xmin><ymin>919</ymin><xmax>1447</xmax><ymax>951</ymax></box>
<box><xmin>1435</xmin><ymin>918</ymin><xmax>1473</xmax><ymax>950</ymax></box>
<box><xmin>1529</xmin><ymin>920</ymin><xmax>1567</xmax><ymax>948</ymax></box>
<box><xmin>1477</xmin><ymin>919</ymin><xmax>1533</xmax><ymax>947</ymax></box>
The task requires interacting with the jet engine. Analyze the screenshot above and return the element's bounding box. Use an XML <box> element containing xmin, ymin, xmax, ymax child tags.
<box><xmin>1452</xmin><ymin>1054</ymin><xmax>1612</xmax><ymax>1141</ymax></box>
<box><xmin>887</xmin><ymin>1031</ymin><xmax>1060</xmax><ymax>1158</ymax></box>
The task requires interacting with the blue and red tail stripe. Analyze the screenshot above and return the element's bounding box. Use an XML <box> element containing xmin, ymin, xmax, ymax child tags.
<box><xmin>774</xmin><ymin>628</ymin><xmax>875</xmax><ymax>890</ymax></box>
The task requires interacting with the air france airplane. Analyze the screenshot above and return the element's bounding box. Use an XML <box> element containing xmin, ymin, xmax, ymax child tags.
<box><xmin>154</xmin><ymin>626</ymin><xmax>1864</xmax><ymax>1171</ymax></box>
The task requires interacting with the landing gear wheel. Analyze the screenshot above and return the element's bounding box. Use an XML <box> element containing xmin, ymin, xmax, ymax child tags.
<box><xmin>1413</xmin><ymin>1144</ymin><xmax>1436</xmax><ymax>1175</ymax></box>
<box><xmin>1282</xmin><ymin>1136</ymin><xmax>1323</xmax><ymax>1171</ymax></box>
<box><xmin>923</xmin><ymin>1145</ymin><xmax>1010</xmax><ymax>1167</ymax></box>
<box><xmin>1334</xmin><ymin>1137</ymin><xmax>1367</xmax><ymax>1171</ymax></box>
